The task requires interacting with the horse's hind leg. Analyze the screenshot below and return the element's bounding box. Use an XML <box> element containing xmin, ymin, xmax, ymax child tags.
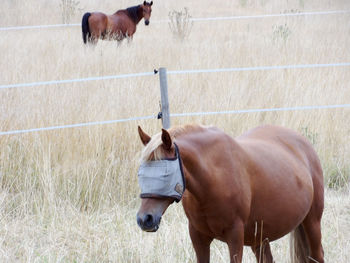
<box><xmin>302</xmin><ymin>170</ymin><xmax>324</xmax><ymax>263</ymax></box>
<box><xmin>90</xmin><ymin>35</ymin><xmax>99</xmax><ymax>45</ymax></box>
<box><xmin>301</xmin><ymin>214</ymin><xmax>324</xmax><ymax>263</ymax></box>
<box><xmin>292</xmin><ymin>181</ymin><xmax>324</xmax><ymax>262</ymax></box>
<box><xmin>251</xmin><ymin>239</ymin><xmax>274</xmax><ymax>263</ymax></box>
<box><xmin>89</xmin><ymin>28</ymin><xmax>101</xmax><ymax>45</ymax></box>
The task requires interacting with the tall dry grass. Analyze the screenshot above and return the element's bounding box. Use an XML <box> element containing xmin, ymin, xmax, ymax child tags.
<box><xmin>0</xmin><ymin>0</ymin><xmax>350</xmax><ymax>262</ymax></box>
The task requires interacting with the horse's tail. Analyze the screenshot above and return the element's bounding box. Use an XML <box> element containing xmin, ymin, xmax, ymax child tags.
<box><xmin>82</xmin><ymin>12</ymin><xmax>91</xmax><ymax>44</ymax></box>
<box><xmin>290</xmin><ymin>225</ymin><xmax>310</xmax><ymax>263</ymax></box>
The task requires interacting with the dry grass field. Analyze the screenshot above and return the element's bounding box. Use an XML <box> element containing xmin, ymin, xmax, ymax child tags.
<box><xmin>1</xmin><ymin>0</ymin><xmax>350</xmax><ymax>262</ymax></box>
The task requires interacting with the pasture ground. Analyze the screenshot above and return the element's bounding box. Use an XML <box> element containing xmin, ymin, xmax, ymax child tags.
<box><xmin>1</xmin><ymin>0</ymin><xmax>350</xmax><ymax>262</ymax></box>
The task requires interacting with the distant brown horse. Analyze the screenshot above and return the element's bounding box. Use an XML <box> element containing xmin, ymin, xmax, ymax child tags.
<box><xmin>81</xmin><ymin>1</ymin><xmax>153</xmax><ymax>44</ymax></box>
<box><xmin>136</xmin><ymin>124</ymin><xmax>324</xmax><ymax>263</ymax></box>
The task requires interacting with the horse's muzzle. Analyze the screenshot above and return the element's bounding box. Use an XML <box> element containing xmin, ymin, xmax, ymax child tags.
<box><xmin>137</xmin><ymin>213</ymin><xmax>161</xmax><ymax>232</ymax></box>
<box><xmin>145</xmin><ymin>20</ymin><xmax>150</xmax><ymax>26</ymax></box>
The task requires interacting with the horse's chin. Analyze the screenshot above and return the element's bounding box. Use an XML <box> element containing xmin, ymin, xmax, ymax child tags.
<box><xmin>145</xmin><ymin>20</ymin><xmax>150</xmax><ymax>26</ymax></box>
<box><xmin>145</xmin><ymin>224</ymin><xmax>159</xmax><ymax>232</ymax></box>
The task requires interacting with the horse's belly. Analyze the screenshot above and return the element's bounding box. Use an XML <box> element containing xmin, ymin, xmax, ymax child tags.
<box><xmin>244</xmin><ymin>172</ymin><xmax>314</xmax><ymax>245</ymax></box>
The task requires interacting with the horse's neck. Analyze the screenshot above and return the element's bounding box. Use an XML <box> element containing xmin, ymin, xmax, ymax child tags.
<box><xmin>176</xmin><ymin>133</ymin><xmax>246</xmax><ymax>203</ymax></box>
<box><xmin>125</xmin><ymin>5</ymin><xmax>143</xmax><ymax>24</ymax></box>
<box><xmin>177</xmin><ymin>142</ymin><xmax>211</xmax><ymax>201</ymax></box>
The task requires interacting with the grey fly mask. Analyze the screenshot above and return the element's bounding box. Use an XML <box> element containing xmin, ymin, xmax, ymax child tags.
<box><xmin>138</xmin><ymin>143</ymin><xmax>186</xmax><ymax>202</ymax></box>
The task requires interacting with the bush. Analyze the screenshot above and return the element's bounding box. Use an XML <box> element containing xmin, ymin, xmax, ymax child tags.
<box><xmin>324</xmin><ymin>163</ymin><xmax>350</xmax><ymax>190</ymax></box>
<box><xmin>60</xmin><ymin>0</ymin><xmax>81</xmax><ymax>24</ymax></box>
<box><xmin>168</xmin><ymin>7</ymin><xmax>193</xmax><ymax>41</ymax></box>
<box><xmin>272</xmin><ymin>23</ymin><xmax>291</xmax><ymax>44</ymax></box>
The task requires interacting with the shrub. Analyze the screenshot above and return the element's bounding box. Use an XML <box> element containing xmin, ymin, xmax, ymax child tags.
<box><xmin>272</xmin><ymin>23</ymin><xmax>291</xmax><ymax>44</ymax></box>
<box><xmin>60</xmin><ymin>0</ymin><xmax>81</xmax><ymax>24</ymax></box>
<box><xmin>168</xmin><ymin>7</ymin><xmax>193</xmax><ymax>41</ymax></box>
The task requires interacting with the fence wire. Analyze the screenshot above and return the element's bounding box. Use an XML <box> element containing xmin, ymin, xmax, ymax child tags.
<box><xmin>1</xmin><ymin>62</ymin><xmax>350</xmax><ymax>90</ymax></box>
<box><xmin>1</xmin><ymin>104</ymin><xmax>350</xmax><ymax>136</ymax></box>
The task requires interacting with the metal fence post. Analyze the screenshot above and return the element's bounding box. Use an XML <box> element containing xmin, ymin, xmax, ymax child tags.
<box><xmin>159</xmin><ymin>67</ymin><xmax>171</xmax><ymax>129</ymax></box>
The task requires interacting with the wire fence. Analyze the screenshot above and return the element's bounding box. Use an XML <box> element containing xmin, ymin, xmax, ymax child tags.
<box><xmin>1</xmin><ymin>61</ymin><xmax>350</xmax><ymax>135</ymax></box>
<box><xmin>0</xmin><ymin>115</ymin><xmax>155</xmax><ymax>136</ymax></box>
<box><xmin>1</xmin><ymin>62</ymin><xmax>350</xmax><ymax>90</ymax></box>
<box><xmin>0</xmin><ymin>72</ymin><xmax>155</xmax><ymax>89</ymax></box>
<box><xmin>1</xmin><ymin>9</ymin><xmax>349</xmax><ymax>136</ymax></box>
<box><xmin>1</xmin><ymin>104</ymin><xmax>349</xmax><ymax>136</ymax></box>
<box><xmin>1</xmin><ymin>10</ymin><xmax>349</xmax><ymax>31</ymax></box>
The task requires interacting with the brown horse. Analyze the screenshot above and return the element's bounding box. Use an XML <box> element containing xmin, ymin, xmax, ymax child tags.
<box><xmin>81</xmin><ymin>1</ymin><xmax>153</xmax><ymax>44</ymax></box>
<box><xmin>136</xmin><ymin>124</ymin><xmax>324</xmax><ymax>263</ymax></box>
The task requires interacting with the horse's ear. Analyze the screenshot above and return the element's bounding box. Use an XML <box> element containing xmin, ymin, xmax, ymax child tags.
<box><xmin>161</xmin><ymin>129</ymin><xmax>172</xmax><ymax>151</ymax></box>
<box><xmin>138</xmin><ymin>126</ymin><xmax>151</xmax><ymax>146</ymax></box>
<box><xmin>143</xmin><ymin>1</ymin><xmax>147</xmax><ymax>5</ymax></box>
<box><xmin>150</xmin><ymin>1</ymin><xmax>153</xmax><ymax>5</ymax></box>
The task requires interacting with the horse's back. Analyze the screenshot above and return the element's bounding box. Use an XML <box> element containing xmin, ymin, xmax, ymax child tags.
<box><xmin>237</xmin><ymin>125</ymin><xmax>322</xmax><ymax>180</ymax></box>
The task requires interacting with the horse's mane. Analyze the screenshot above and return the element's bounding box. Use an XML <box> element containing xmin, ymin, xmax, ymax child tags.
<box><xmin>140</xmin><ymin>125</ymin><xmax>207</xmax><ymax>161</ymax></box>
<box><xmin>169</xmin><ymin>124</ymin><xmax>206</xmax><ymax>138</ymax></box>
<box><xmin>126</xmin><ymin>5</ymin><xmax>141</xmax><ymax>23</ymax></box>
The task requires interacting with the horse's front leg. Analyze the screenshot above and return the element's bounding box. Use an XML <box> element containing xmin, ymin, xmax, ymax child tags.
<box><xmin>189</xmin><ymin>223</ymin><xmax>213</xmax><ymax>263</ymax></box>
<box><xmin>125</xmin><ymin>31</ymin><xmax>134</xmax><ymax>44</ymax></box>
<box><xmin>224</xmin><ymin>220</ymin><xmax>245</xmax><ymax>263</ymax></box>
<box><xmin>127</xmin><ymin>35</ymin><xmax>133</xmax><ymax>44</ymax></box>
